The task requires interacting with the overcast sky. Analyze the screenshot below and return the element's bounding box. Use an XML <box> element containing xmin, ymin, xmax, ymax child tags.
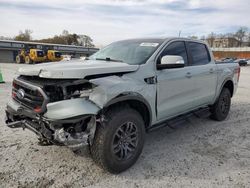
<box><xmin>0</xmin><ymin>0</ymin><xmax>249</xmax><ymax>46</ymax></box>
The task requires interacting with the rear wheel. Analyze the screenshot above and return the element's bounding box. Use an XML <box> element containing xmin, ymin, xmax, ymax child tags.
<box><xmin>25</xmin><ymin>56</ymin><xmax>33</xmax><ymax>64</ymax></box>
<box><xmin>210</xmin><ymin>88</ymin><xmax>231</xmax><ymax>121</ymax></box>
<box><xmin>90</xmin><ymin>107</ymin><xmax>145</xmax><ymax>173</ymax></box>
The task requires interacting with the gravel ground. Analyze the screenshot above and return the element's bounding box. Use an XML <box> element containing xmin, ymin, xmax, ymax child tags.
<box><xmin>0</xmin><ymin>63</ymin><xmax>250</xmax><ymax>188</ymax></box>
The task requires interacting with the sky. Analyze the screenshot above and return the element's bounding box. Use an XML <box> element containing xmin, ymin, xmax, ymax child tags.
<box><xmin>0</xmin><ymin>0</ymin><xmax>249</xmax><ymax>46</ymax></box>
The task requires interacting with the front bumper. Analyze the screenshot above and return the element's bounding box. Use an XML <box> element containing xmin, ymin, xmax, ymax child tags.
<box><xmin>5</xmin><ymin>98</ymin><xmax>99</xmax><ymax>148</ymax></box>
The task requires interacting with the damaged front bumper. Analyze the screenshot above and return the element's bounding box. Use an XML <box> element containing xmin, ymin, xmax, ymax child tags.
<box><xmin>5</xmin><ymin>98</ymin><xmax>100</xmax><ymax>148</ymax></box>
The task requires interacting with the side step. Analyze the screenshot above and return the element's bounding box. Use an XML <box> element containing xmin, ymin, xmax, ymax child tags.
<box><xmin>148</xmin><ymin>107</ymin><xmax>210</xmax><ymax>132</ymax></box>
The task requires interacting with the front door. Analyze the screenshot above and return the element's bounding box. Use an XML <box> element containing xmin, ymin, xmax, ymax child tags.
<box><xmin>156</xmin><ymin>41</ymin><xmax>196</xmax><ymax>121</ymax></box>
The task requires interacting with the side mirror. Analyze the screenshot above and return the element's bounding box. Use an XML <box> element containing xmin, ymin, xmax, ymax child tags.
<box><xmin>157</xmin><ymin>55</ymin><xmax>185</xmax><ymax>70</ymax></box>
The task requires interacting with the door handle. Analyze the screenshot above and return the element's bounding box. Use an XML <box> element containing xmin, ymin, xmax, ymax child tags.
<box><xmin>209</xmin><ymin>68</ymin><xmax>214</xmax><ymax>73</ymax></box>
<box><xmin>186</xmin><ymin>72</ymin><xmax>192</xmax><ymax>78</ymax></box>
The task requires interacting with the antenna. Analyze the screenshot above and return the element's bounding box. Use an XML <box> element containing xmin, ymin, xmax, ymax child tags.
<box><xmin>178</xmin><ymin>30</ymin><xmax>182</xmax><ymax>37</ymax></box>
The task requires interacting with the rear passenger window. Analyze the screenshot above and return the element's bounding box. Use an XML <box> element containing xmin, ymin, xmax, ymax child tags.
<box><xmin>159</xmin><ymin>41</ymin><xmax>188</xmax><ymax>65</ymax></box>
<box><xmin>188</xmin><ymin>42</ymin><xmax>210</xmax><ymax>66</ymax></box>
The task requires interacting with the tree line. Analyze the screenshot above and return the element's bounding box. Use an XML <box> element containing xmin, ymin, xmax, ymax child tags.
<box><xmin>0</xmin><ymin>29</ymin><xmax>95</xmax><ymax>47</ymax></box>
<box><xmin>189</xmin><ymin>27</ymin><xmax>250</xmax><ymax>47</ymax></box>
<box><xmin>1</xmin><ymin>27</ymin><xmax>250</xmax><ymax>48</ymax></box>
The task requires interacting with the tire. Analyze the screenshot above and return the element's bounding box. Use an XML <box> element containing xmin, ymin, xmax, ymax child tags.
<box><xmin>25</xmin><ymin>56</ymin><xmax>33</xmax><ymax>64</ymax></box>
<box><xmin>16</xmin><ymin>55</ymin><xmax>24</xmax><ymax>64</ymax></box>
<box><xmin>90</xmin><ymin>106</ymin><xmax>145</xmax><ymax>173</ymax></box>
<box><xmin>210</xmin><ymin>88</ymin><xmax>231</xmax><ymax>121</ymax></box>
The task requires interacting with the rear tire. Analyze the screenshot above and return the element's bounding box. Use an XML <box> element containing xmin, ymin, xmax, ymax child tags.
<box><xmin>16</xmin><ymin>55</ymin><xmax>24</xmax><ymax>64</ymax></box>
<box><xmin>210</xmin><ymin>88</ymin><xmax>231</xmax><ymax>121</ymax></box>
<box><xmin>90</xmin><ymin>106</ymin><xmax>145</xmax><ymax>173</ymax></box>
<box><xmin>25</xmin><ymin>56</ymin><xmax>33</xmax><ymax>64</ymax></box>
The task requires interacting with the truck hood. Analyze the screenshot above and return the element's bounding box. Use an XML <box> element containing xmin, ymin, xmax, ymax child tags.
<box><xmin>17</xmin><ymin>60</ymin><xmax>139</xmax><ymax>79</ymax></box>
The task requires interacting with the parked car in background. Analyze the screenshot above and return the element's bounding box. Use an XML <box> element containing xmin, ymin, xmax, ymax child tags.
<box><xmin>217</xmin><ymin>58</ymin><xmax>235</xmax><ymax>64</ymax></box>
<box><xmin>62</xmin><ymin>55</ymin><xmax>72</xmax><ymax>61</ymax></box>
<box><xmin>80</xmin><ymin>56</ymin><xmax>86</xmax><ymax>60</ymax></box>
<box><xmin>234</xmin><ymin>59</ymin><xmax>248</xmax><ymax>66</ymax></box>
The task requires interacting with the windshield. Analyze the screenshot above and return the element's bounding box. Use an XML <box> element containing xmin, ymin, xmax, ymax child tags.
<box><xmin>89</xmin><ymin>39</ymin><xmax>164</xmax><ymax>65</ymax></box>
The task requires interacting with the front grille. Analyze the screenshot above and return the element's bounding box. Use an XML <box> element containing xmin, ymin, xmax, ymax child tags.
<box><xmin>12</xmin><ymin>79</ymin><xmax>48</xmax><ymax>113</ymax></box>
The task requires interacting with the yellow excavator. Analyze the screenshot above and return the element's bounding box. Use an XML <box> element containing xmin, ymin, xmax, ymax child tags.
<box><xmin>16</xmin><ymin>45</ymin><xmax>63</xmax><ymax>64</ymax></box>
<box><xmin>45</xmin><ymin>49</ymin><xmax>63</xmax><ymax>62</ymax></box>
<box><xmin>16</xmin><ymin>48</ymin><xmax>46</xmax><ymax>64</ymax></box>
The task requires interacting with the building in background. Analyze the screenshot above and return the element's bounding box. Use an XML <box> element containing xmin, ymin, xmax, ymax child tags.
<box><xmin>209</xmin><ymin>37</ymin><xmax>241</xmax><ymax>48</ymax></box>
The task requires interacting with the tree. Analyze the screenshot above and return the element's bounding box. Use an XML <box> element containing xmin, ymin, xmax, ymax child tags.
<box><xmin>247</xmin><ymin>32</ymin><xmax>250</xmax><ymax>47</ymax></box>
<box><xmin>14</xmin><ymin>29</ymin><xmax>32</xmax><ymax>41</ymax></box>
<box><xmin>234</xmin><ymin>27</ymin><xmax>248</xmax><ymax>47</ymax></box>
<box><xmin>62</xmin><ymin>30</ymin><xmax>69</xmax><ymax>36</ymax></box>
<box><xmin>188</xmin><ymin>35</ymin><xmax>198</xmax><ymax>40</ymax></box>
<box><xmin>206</xmin><ymin>32</ymin><xmax>216</xmax><ymax>47</ymax></box>
<box><xmin>200</xmin><ymin>35</ymin><xmax>206</xmax><ymax>41</ymax></box>
<box><xmin>34</xmin><ymin>30</ymin><xmax>95</xmax><ymax>47</ymax></box>
<box><xmin>78</xmin><ymin>35</ymin><xmax>94</xmax><ymax>47</ymax></box>
<box><xmin>0</xmin><ymin>36</ymin><xmax>12</xmax><ymax>40</ymax></box>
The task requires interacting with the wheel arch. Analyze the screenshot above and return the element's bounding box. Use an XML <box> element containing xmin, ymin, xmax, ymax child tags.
<box><xmin>102</xmin><ymin>93</ymin><xmax>152</xmax><ymax>130</ymax></box>
<box><xmin>221</xmin><ymin>79</ymin><xmax>234</xmax><ymax>97</ymax></box>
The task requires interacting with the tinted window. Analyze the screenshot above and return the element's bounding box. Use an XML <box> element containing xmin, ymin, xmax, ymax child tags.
<box><xmin>188</xmin><ymin>42</ymin><xmax>210</xmax><ymax>66</ymax></box>
<box><xmin>159</xmin><ymin>41</ymin><xmax>188</xmax><ymax>65</ymax></box>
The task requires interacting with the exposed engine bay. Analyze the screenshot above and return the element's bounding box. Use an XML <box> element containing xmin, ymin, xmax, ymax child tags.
<box><xmin>6</xmin><ymin>75</ymin><xmax>102</xmax><ymax>148</ymax></box>
<box><xmin>18</xmin><ymin>75</ymin><xmax>95</xmax><ymax>102</ymax></box>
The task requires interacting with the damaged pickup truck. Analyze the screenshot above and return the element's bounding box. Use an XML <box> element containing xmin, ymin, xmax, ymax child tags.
<box><xmin>5</xmin><ymin>38</ymin><xmax>240</xmax><ymax>173</ymax></box>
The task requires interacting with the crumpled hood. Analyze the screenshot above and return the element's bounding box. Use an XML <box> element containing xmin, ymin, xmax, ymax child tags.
<box><xmin>17</xmin><ymin>60</ymin><xmax>139</xmax><ymax>79</ymax></box>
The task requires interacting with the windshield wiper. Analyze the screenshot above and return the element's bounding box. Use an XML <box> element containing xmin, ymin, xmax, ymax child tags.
<box><xmin>95</xmin><ymin>57</ymin><xmax>123</xmax><ymax>62</ymax></box>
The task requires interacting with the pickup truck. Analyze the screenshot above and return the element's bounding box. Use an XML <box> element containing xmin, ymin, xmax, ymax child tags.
<box><xmin>5</xmin><ymin>38</ymin><xmax>240</xmax><ymax>173</ymax></box>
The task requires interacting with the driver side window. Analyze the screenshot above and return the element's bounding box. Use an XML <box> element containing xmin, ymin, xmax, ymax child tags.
<box><xmin>159</xmin><ymin>41</ymin><xmax>188</xmax><ymax>65</ymax></box>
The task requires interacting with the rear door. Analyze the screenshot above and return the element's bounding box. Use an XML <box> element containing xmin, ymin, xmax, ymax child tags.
<box><xmin>156</xmin><ymin>41</ymin><xmax>196</xmax><ymax>120</ymax></box>
<box><xmin>186</xmin><ymin>42</ymin><xmax>217</xmax><ymax>106</ymax></box>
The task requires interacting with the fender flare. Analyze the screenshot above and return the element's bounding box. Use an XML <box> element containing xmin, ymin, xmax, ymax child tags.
<box><xmin>103</xmin><ymin>92</ymin><xmax>152</xmax><ymax>127</ymax></box>
<box><xmin>216</xmin><ymin>77</ymin><xmax>234</xmax><ymax>100</ymax></box>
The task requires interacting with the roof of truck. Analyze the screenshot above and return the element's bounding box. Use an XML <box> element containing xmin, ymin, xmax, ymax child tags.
<box><xmin>116</xmin><ymin>37</ymin><xmax>207</xmax><ymax>44</ymax></box>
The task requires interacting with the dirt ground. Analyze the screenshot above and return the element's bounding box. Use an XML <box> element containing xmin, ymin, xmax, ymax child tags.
<box><xmin>0</xmin><ymin>63</ymin><xmax>249</xmax><ymax>188</ymax></box>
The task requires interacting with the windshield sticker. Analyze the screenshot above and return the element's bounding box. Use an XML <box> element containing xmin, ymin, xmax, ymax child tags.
<box><xmin>140</xmin><ymin>43</ymin><xmax>159</xmax><ymax>47</ymax></box>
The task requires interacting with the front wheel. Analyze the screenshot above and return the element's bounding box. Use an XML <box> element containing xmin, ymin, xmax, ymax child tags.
<box><xmin>210</xmin><ymin>88</ymin><xmax>231</xmax><ymax>121</ymax></box>
<box><xmin>16</xmin><ymin>55</ymin><xmax>24</xmax><ymax>64</ymax></box>
<box><xmin>90</xmin><ymin>107</ymin><xmax>145</xmax><ymax>173</ymax></box>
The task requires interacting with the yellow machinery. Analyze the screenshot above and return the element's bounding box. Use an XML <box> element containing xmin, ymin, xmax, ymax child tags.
<box><xmin>16</xmin><ymin>49</ymin><xmax>46</xmax><ymax>64</ymax></box>
<box><xmin>46</xmin><ymin>50</ymin><xmax>63</xmax><ymax>62</ymax></box>
<box><xmin>16</xmin><ymin>48</ymin><xmax>62</xmax><ymax>64</ymax></box>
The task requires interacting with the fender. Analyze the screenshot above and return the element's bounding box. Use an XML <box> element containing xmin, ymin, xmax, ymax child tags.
<box><xmin>44</xmin><ymin>98</ymin><xmax>100</xmax><ymax>120</ymax></box>
<box><xmin>215</xmin><ymin>77</ymin><xmax>234</xmax><ymax>102</ymax></box>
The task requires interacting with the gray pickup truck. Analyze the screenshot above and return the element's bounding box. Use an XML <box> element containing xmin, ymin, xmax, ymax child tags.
<box><xmin>5</xmin><ymin>38</ymin><xmax>240</xmax><ymax>173</ymax></box>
